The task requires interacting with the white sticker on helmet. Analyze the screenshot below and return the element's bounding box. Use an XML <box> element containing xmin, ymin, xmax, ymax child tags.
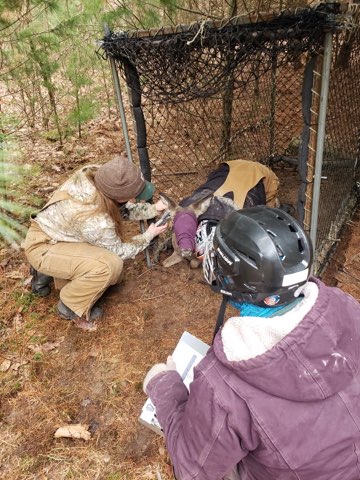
<box><xmin>282</xmin><ymin>268</ymin><xmax>309</xmax><ymax>287</ymax></box>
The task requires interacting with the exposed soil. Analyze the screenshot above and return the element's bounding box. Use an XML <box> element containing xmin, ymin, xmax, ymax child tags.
<box><xmin>0</xmin><ymin>112</ymin><xmax>359</xmax><ymax>480</ymax></box>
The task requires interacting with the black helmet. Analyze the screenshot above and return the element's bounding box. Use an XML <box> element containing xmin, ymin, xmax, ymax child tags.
<box><xmin>203</xmin><ymin>207</ymin><xmax>313</xmax><ymax>307</ymax></box>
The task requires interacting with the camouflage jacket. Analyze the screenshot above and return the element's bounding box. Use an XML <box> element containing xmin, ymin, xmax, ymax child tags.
<box><xmin>34</xmin><ymin>165</ymin><xmax>158</xmax><ymax>260</ymax></box>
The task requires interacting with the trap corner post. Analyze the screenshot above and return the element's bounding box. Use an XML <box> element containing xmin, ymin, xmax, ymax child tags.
<box><xmin>103</xmin><ymin>23</ymin><xmax>152</xmax><ymax>269</ymax></box>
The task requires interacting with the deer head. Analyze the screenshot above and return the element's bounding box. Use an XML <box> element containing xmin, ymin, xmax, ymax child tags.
<box><xmin>158</xmin><ymin>191</ymin><xmax>213</xmax><ymax>268</ymax></box>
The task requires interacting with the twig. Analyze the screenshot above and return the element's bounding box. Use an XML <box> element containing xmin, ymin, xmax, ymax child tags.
<box><xmin>0</xmin><ymin>438</ymin><xmax>18</xmax><ymax>448</ymax></box>
<box><xmin>153</xmin><ymin>171</ymin><xmax>198</xmax><ymax>176</ymax></box>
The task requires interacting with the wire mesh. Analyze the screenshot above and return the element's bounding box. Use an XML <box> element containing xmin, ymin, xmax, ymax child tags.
<box><xmin>314</xmin><ymin>27</ymin><xmax>360</xmax><ymax>272</ymax></box>
<box><xmin>100</xmin><ymin>3</ymin><xmax>360</xmax><ymax>272</ymax></box>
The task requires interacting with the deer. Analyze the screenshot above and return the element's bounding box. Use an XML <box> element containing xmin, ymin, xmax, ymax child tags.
<box><xmin>156</xmin><ymin>159</ymin><xmax>280</xmax><ymax>269</ymax></box>
<box><xmin>157</xmin><ymin>191</ymin><xmax>216</xmax><ymax>268</ymax></box>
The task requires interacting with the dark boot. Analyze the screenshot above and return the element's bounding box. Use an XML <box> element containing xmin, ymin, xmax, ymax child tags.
<box><xmin>30</xmin><ymin>266</ymin><xmax>53</xmax><ymax>297</ymax></box>
<box><xmin>57</xmin><ymin>300</ymin><xmax>102</xmax><ymax>331</ymax></box>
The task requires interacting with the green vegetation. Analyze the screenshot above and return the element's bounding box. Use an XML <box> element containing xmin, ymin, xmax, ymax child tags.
<box><xmin>12</xmin><ymin>290</ymin><xmax>37</xmax><ymax>312</ymax></box>
<box><xmin>32</xmin><ymin>352</ymin><xmax>43</xmax><ymax>361</ymax></box>
<box><xmin>1</xmin><ymin>0</ymin><xmax>285</xmax><ymax>146</ymax></box>
<box><xmin>0</xmin><ymin>0</ymin><xmax>303</xmax><ymax>247</ymax></box>
<box><xmin>104</xmin><ymin>474</ymin><xmax>122</xmax><ymax>480</ymax></box>
<box><xmin>0</xmin><ymin>130</ymin><xmax>28</xmax><ymax>245</ymax></box>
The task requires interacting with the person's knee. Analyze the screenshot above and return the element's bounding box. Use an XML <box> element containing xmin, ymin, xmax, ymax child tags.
<box><xmin>109</xmin><ymin>256</ymin><xmax>123</xmax><ymax>284</ymax></box>
<box><xmin>95</xmin><ymin>253</ymin><xmax>123</xmax><ymax>286</ymax></box>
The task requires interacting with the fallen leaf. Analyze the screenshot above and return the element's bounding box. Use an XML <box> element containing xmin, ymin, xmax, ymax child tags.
<box><xmin>0</xmin><ymin>360</ymin><xmax>11</xmax><ymax>372</ymax></box>
<box><xmin>54</xmin><ymin>424</ymin><xmax>91</xmax><ymax>441</ymax></box>
<box><xmin>42</xmin><ymin>338</ymin><xmax>65</xmax><ymax>351</ymax></box>
<box><xmin>11</xmin><ymin>360</ymin><xmax>28</xmax><ymax>371</ymax></box>
<box><xmin>28</xmin><ymin>345</ymin><xmax>42</xmax><ymax>354</ymax></box>
<box><xmin>28</xmin><ymin>337</ymin><xmax>65</xmax><ymax>354</ymax></box>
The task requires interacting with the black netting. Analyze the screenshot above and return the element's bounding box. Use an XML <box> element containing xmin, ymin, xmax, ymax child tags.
<box><xmin>101</xmin><ymin>6</ymin><xmax>340</xmax><ymax>104</ymax></box>
<box><xmin>100</xmin><ymin>3</ymin><xmax>360</xmax><ymax>273</ymax></box>
<box><xmin>102</xmin><ymin>5</ymin><xmax>344</xmax><ymax>103</ymax></box>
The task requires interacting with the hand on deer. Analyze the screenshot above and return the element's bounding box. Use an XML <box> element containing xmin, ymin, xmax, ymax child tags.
<box><xmin>147</xmin><ymin>222</ymin><xmax>168</xmax><ymax>238</ymax></box>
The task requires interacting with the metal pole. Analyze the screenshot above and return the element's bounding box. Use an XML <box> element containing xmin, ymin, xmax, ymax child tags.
<box><xmin>104</xmin><ymin>24</ymin><xmax>133</xmax><ymax>161</ymax></box>
<box><xmin>103</xmin><ymin>24</ymin><xmax>152</xmax><ymax>268</ymax></box>
<box><xmin>303</xmin><ymin>56</ymin><xmax>322</xmax><ymax>233</ymax></box>
<box><xmin>309</xmin><ymin>32</ymin><xmax>333</xmax><ymax>256</ymax></box>
<box><xmin>269</xmin><ymin>45</ymin><xmax>277</xmax><ymax>159</ymax></box>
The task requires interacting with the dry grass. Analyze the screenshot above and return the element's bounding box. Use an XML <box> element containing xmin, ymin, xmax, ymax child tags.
<box><xmin>1</xmin><ymin>110</ymin><xmax>359</xmax><ymax>480</ymax></box>
<box><xmin>1</xmin><ymin>244</ymin><xmax>218</xmax><ymax>479</ymax></box>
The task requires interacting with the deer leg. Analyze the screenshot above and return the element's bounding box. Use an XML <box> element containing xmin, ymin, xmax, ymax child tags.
<box><xmin>162</xmin><ymin>233</ymin><xmax>185</xmax><ymax>268</ymax></box>
<box><xmin>162</xmin><ymin>251</ymin><xmax>184</xmax><ymax>268</ymax></box>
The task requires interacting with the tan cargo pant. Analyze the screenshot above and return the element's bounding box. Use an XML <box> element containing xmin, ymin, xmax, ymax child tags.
<box><xmin>23</xmin><ymin>222</ymin><xmax>123</xmax><ymax>318</ymax></box>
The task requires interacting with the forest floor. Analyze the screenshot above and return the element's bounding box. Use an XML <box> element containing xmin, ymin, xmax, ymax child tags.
<box><xmin>0</xmin><ymin>111</ymin><xmax>359</xmax><ymax>480</ymax></box>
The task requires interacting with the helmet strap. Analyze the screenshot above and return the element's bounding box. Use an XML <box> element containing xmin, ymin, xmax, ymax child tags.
<box><xmin>212</xmin><ymin>295</ymin><xmax>228</xmax><ymax>344</ymax></box>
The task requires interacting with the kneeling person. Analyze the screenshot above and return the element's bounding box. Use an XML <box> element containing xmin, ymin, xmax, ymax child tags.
<box><xmin>23</xmin><ymin>155</ymin><xmax>167</xmax><ymax>331</ymax></box>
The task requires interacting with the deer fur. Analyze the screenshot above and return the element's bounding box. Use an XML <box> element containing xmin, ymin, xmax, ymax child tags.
<box><xmin>158</xmin><ymin>192</ymin><xmax>213</xmax><ymax>268</ymax></box>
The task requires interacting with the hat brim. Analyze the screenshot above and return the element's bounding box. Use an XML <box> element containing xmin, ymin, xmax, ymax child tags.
<box><xmin>136</xmin><ymin>181</ymin><xmax>155</xmax><ymax>201</ymax></box>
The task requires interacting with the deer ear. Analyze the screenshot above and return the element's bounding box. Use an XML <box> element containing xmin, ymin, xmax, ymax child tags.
<box><xmin>158</xmin><ymin>192</ymin><xmax>178</xmax><ymax>213</ymax></box>
<box><xmin>190</xmin><ymin>193</ymin><xmax>213</xmax><ymax>216</ymax></box>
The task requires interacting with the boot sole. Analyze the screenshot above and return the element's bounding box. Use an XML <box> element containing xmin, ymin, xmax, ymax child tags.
<box><xmin>32</xmin><ymin>286</ymin><xmax>51</xmax><ymax>297</ymax></box>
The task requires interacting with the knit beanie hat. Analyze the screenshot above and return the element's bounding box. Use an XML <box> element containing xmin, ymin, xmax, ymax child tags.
<box><xmin>94</xmin><ymin>155</ymin><xmax>151</xmax><ymax>202</ymax></box>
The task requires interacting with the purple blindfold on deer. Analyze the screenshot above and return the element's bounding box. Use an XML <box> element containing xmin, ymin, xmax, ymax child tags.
<box><xmin>173</xmin><ymin>211</ymin><xmax>198</xmax><ymax>252</ymax></box>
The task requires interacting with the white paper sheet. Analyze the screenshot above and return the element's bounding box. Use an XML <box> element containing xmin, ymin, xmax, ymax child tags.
<box><xmin>139</xmin><ymin>331</ymin><xmax>209</xmax><ymax>435</ymax></box>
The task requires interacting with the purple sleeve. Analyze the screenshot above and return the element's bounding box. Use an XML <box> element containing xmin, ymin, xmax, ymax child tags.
<box><xmin>147</xmin><ymin>369</ymin><xmax>250</xmax><ymax>480</ymax></box>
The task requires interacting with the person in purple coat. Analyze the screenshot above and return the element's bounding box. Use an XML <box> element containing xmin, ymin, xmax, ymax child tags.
<box><xmin>143</xmin><ymin>206</ymin><xmax>360</xmax><ymax>480</ymax></box>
